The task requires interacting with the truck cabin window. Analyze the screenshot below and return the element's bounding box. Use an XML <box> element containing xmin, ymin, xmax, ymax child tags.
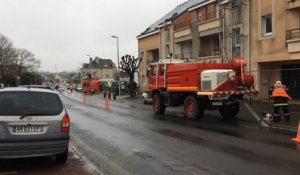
<box><xmin>151</xmin><ymin>66</ymin><xmax>157</xmax><ymax>76</ymax></box>
<box><xmin>160</xmin><ymin>65</ymin><xmax>165</xmax><ymax>76</ymax></box>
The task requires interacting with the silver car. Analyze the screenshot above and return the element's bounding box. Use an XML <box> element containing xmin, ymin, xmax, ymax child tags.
<box><xmin>0</xmin><ymin>87</ymin><xmax>70</xmax><ymax>163</ymax></box>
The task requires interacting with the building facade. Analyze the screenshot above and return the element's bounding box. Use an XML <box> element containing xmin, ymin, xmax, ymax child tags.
<box><xmin>138</xmin><ymin>0</ymin><xmax>300</xmax><ymax>99</ymax></box>
<box><xmin>81</xmin><ymin>57</ymin><xmax>116</xmax><ymax>80</ymax></box>
<box><xmin>250</xmin><ymin>0</ymin><xmax>300</xmax><ymax>99</ymax></box>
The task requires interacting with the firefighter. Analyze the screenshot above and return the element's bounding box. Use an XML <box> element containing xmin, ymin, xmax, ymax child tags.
<box><xmin>107</xmin><ymin>81</ymin><xmax>112</xmax><ymax>92</ymax></box>
<box><xmin>270</xmin><ymin>80</ymin><xmax>291</xmax><ymax>123</ymax></box>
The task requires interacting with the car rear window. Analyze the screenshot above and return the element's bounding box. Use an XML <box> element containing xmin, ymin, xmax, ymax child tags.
<box><xmin>0</xmin><ymin>91</ymin><xmax>63</xmax><ymax>116</ymax></box>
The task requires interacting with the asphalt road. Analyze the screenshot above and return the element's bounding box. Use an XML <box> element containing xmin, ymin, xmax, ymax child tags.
<box><xmin>0</xmin><ymin>144</ymin><xmax>99</xmax><ymax>175</ymax></box>
<box><xmin>61</xmin><ymin>91</ymin><xmax>300</xmax><ymax>175</ymax></box>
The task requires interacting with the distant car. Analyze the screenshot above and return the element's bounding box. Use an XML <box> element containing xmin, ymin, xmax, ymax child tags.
<box><xmin>59</xmin><ymin>86</ymin><xmax>66</xmax><ymax>91</ymax></box>
<box><xmin>75</xmin><ymin>84</ymin><xmax>82</xmax><ymax>92</ymax></box>
<box><xmin>0</xmin><ymin>87</ymin><xmax>70</xmax><ymax>163</ymax></box>
<box><xmin>141</xmin><ymin>91</ymin><xmax>152</xmax><ymax>104</ymax></box>
<box><xmin>67</xmin><ymin>85</ymin><xmax>74</xmax><ymax>90</ymax></box>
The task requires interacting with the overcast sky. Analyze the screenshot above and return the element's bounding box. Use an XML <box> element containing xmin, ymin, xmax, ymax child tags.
<box><xmin>0</xmin><ymin>0</ymin><xmax>184</xmax><ymax>72</ymax></box>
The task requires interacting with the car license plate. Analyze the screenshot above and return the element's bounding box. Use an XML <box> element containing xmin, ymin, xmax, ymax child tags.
<box><xmin>13</xmin><ymin>125</ymin><xmax>43</xmax><ymax>133</ymax></box>
<box><xmin>212</xmin><ymin>101</ymin><xmax>223</xmax><ymax>106</ymax></box>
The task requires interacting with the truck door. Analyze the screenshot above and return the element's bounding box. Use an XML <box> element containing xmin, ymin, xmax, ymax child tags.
<box><xmin>158</xmin><ymin>64</ymin><xmax>165</xmax><ymax>88</ymax></box>
<box><xmin>149</xmin><ymin>64</ymin><xmax>158</xmax><ymax>90</ymax></box>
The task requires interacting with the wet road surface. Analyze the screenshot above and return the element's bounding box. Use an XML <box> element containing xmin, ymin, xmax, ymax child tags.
<box><xmin>0</xmin><ymin>144</ymin><xmax>99</xmax><ymax>175</ymax></box>
<box><xmin>62</xmin><ymin>92</ymin><xmax>300</xmax><ymax>175</ymax></box>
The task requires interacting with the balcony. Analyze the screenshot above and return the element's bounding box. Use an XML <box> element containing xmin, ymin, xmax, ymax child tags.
<box><xmin>286</xmin><ymin>0</ymin><xmax>300</xmax><ymax>10</ymax></box>
<box><xmin>198</xmin><ymin>10</ymin><xmax>220</xmax><ymax>32</ymax></box>
<box><xmin>174</xmin><ymin>21</ymin><xmax>191</xmax><ymax>31</ymax></box>
<box><xmin>286</xmin><ymin>28</ymin><xmax>300</xmax><ymax>52</ymax></box>
<box><xmin>199</xmin><ymin>48</ymin><xmax>220</xmax><ymax>58</ymax></box>
<box><xmin>174</xmin><ymin>52</ymin><xmax>192</xmax><ymax>61</ymax></box>
<box><xmin>198</xmin><ymin>10</ymin><xmax>220</xmax><ymax>24</ymax></box>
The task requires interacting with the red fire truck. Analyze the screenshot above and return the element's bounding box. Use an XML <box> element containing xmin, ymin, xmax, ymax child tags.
<box><xmin>82</xmin><ymin>79</ymin><xmax>99</xmax><ymax>94</ymax></box>
<box><xmin>148</xmin><ymin>58</ymin><xmax>258</xmax><ymax>119</ymax></box>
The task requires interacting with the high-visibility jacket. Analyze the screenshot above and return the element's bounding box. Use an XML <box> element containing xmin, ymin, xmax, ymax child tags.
<box><xmin>121</xmin><ymin>84</ymin><xmax>125</xmax><ymax>90</ymax></box>
<box><xmin>271</xmin><ymin>85</ymin><xmax>291</xmax><ymax>99</ymax></box>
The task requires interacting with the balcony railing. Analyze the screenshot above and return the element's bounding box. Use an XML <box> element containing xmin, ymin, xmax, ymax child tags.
<box><xmin>287</xmin><ymin>0</ymin><xmax>300</xmax><ymax>10</ymax></box>
<box><xmin>199</xmin><ymin>48</ymin><xmax>220</xmax><ymax>57</ymax></box>
<box><xmin>174</xmin><ymin>21</ymin><xmax>191</xmax><ymax>31</ymax></box>
<box><xmin>198</xmin><ymin>10</ymin><xmax>219</xmax><ymax>23</ymax></box>
<box><xmin>174</xmin><ymin>52</ymin><xmax>192</xmax><ymax>60</ymax></box>
<box><xmin>286</xmin><ymin>28</ymin><xmax>300</xmax><ymax>40</ymax></box>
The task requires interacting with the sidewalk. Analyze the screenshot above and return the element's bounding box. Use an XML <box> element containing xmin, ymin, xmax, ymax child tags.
<box><xmin>247</xmin><ymin>100</ymin><xmax>300</xmax><ymax>129</ymax></box>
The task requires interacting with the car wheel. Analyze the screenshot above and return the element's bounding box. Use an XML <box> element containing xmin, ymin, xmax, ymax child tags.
<box><xmin>55</xmin><ymin>149</ymin><xmax>68</xmax><ymax>164</ymax></box>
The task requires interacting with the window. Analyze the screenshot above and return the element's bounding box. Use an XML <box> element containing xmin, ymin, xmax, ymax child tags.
<box><xmin>262</xmin><ymin>15</ymin><xmax>272</xmax><ymax>36</ymax></box>
<box><xmin>232</xmin><ymin>28</ymin><xmax>241</xmax><ymax>57</ymax></box>
<box><xmin>151</xmin><ymin>66</ymin><xmax>157</xmax><ymax>76</ymax></box>
<box><xmin>0</xmin><ymin>91</ymin><xmax>63</xmax><ymax>116</ymax></box>
<box><xmin>166</xmin><ymin>45</ymin><xmax>170</xmax><ymax>58</ymax></box>
<box><xmin>159</xmin><ymin>65</ymin><xmax>165</xmax><ymax>76</ymax></box>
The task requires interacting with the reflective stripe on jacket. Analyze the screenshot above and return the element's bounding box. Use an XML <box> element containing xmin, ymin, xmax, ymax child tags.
<box><xmin>273</xmin><ymin>103</ymin><xmax>288</xmax><ymax>106</ymax></box>
<box><xmin>270</xmin><ymin>85</ymin><xmax>291</xmax><ymax>99</ymax></box>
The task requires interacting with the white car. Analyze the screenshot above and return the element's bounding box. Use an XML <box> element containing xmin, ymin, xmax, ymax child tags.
<box><xmin>141</xmin><ymin>92</ymin><xmax>152</xmax><ymax>104</ymax></box>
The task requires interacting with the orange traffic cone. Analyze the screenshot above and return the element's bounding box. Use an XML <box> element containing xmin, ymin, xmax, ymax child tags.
<box><xmin>82</xmin><ymin>94</ymin><xmax>86</xmax><ymax>104</ymax></box>
<box><xmin>104</xmin><ymin>95</ymin><xmax>110</xmax><ymax>109</ymax></box>
<box><xmin>292</xmin><ymin>120</ymin><xmax>300</xmax><ymax>143</ymax></box>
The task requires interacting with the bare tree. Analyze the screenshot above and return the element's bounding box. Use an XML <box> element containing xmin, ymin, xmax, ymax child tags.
<box><xmin>16</xmin><ymin>48</ymin><xmax>41</xmax><ymax>76</ymax></box>
<box><xmin>119</xmin><ymin>54</ymin><xmax>142</xmax><ymax>97</ymax></box>
<box><xmin>0</xmin><ymin>33</ymin><xmax>16</xmax><ymax>79</ymax></box>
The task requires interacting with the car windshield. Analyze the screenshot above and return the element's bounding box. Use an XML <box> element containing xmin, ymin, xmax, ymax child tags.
<box><xmin>0</xmin><ymin>91</ymin><xmax>63</xmax><ymax>116</ymax></box>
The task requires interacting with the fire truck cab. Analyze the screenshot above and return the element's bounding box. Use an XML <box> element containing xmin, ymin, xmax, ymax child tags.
<box><xmin>82</xmin><ymin>79</ymin><xmax>99</xmax><ymax>95</ymax></box>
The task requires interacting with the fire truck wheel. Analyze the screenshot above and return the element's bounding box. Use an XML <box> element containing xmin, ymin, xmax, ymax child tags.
<box><xmin>218</xmin><ymin>103</ymin><xmax>240</xmax><ymax>119</ymax></box>
<box><xmin>153</xmin><ymin>94</ymin><xmax>165</xmax><ymax>115</ymax></box>
<box><xmin>184</xmin><ymin>96</ymin><xmax>200</xmax><ymax>120</ymax></box>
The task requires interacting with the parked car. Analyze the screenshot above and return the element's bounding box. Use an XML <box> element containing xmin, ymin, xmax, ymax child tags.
<box><xmin>141</xmin><ymin>91</ymin><xmax>152</xmax><ymax>104</ymax></box>
<box><xmin>0</xmin><ymin>87</ymin><xmax>70</xmax><ymax>163</ymax></box>
<box><xmin>75</xmin><ymin>84</ymin><xmax>82</xmax><ymax>92</ymax></box>
<box><xmin>59</xmin><ymin>85</ymin><xmax>66</xmax><ymax>91</ymax></box>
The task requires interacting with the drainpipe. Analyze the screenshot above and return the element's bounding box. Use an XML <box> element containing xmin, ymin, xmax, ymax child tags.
<box><xmin>249</xmin><ymin>0</ymin><xmax>252</xmax><ymax>73</ymax></box>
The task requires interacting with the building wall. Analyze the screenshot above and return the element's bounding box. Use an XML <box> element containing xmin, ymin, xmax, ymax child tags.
<box><xmin>251</xmin><ymin>0</ymin><xmax>300</xmax><ymax>99</ymax></box>
<box><xmin>137</xmin><ymin>0</ymin><xmax>300</xmax><ymax>99</ymax></box>
<box><xmin>138</xmin><ymin>33</ymin><xmax>160</xmax><ymax>92</ymax></box>
<box><xmin>81</xmin><ymin>68</ymin><xmax>115</xmax><ymax>80</ymax></box>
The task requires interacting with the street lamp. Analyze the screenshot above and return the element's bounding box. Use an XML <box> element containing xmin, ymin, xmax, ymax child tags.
<box><xmin>111</xmin><ymin>35</ymin><xmax>121</xmax><ymax>95</ymax></box>
<box><xmin>111</xmin><ymin>35</ymin><xmax>119</xmax><ymax>72</ymax></box>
